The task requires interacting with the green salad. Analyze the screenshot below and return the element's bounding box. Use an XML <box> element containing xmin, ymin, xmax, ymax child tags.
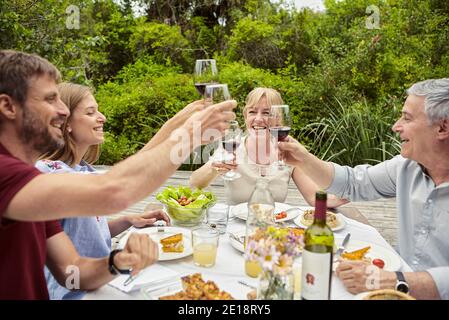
<box><xmin>156</xmin><ymin>185</ymin><xmax>216</xmax><ymax>223</ymax></box>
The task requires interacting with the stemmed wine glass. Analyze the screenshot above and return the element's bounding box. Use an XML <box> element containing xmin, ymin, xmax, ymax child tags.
<box><xmin>219</xmin><ymin>120</ymin><xmax>243</xmax><ymax>181</ymax></box>
<box><xmin>204</xmin><ymin>83</ymin><xmax>230</xmax><ymax>106</ymax></box>
<box><xmin>269</xmin><ymin>105</ymin><xmax>292</xmax><ymax>169</ymax></box>
<box><xmin>193</xmin><ymin>59</ymin><xmax>219</xmax><ymax>97</ymax></box>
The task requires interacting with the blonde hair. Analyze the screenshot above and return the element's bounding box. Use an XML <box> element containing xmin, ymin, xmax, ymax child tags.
<box><xmin>243</xmin><ymin>87</ymin><xmax>284</xmax><ymax>116</ymax></box>
<box><xmin>41</xmin><ymin>83</ymin><xmax>100</xmax><ymax>165</ymax></box>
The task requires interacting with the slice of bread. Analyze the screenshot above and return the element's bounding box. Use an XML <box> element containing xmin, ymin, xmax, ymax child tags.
<box><xmin>160</xmin><ymin>233</ymin><xmax>183</xmax><ymax>245</ymax></box>
<box><xmin>160</xmin><ymin>233</ymin><xmax>184</xmax><ymax>253</ymax></box>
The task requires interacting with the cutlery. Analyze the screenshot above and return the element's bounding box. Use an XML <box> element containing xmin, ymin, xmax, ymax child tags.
<box><xmin>229</xmin><ymin>233</ymin><xmax>245</xmax><ymax>245</ymax></box>
<box><xmin>123</xmin><ymin>272</ymin><xmax>137</xmax><ymax>287</ymax></box>
<box><xmin>334</xmin><ymin>233</ymin><xmax>351</xmax><ymax>261</ymax></box>
<box><xmin>238</xmin><ymin>280</ymin><xmax>257</xmax><ymax>290</ymax></box>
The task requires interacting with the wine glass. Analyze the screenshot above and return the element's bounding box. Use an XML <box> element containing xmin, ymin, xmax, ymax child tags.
<box><xmin>204</xmin><ymin>83</ymin><xmax>230</xmax><ymax>106</ymax></box>
<box><xmin>193</xmin><ymin>59</ymin><xmax>219</xmax><ymax>97</ymax></box>
<box><xmin>220</xmin><ymin>120</ymin><xmax>242</xmax><ymax>181</ymax></box>
<box><xmin>269</xmin><ymin>105</ymin><xmax>292</xmax><ymax>168</ymax></box>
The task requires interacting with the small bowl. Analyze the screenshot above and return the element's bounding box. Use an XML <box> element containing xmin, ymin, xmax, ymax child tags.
<box><xmin>163</xmin><ymin>202</ymin><xmax>215</xmax><ymax>227</ymax></box>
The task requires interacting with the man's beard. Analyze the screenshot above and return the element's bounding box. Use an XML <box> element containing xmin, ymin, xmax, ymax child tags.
<box><xmin>20</xmin><ymin>106</ymin><xmax>65</xmax><ymax>155</ymax></box>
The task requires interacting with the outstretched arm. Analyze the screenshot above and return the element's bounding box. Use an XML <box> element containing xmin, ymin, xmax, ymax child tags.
<box><xmin>5</xmin><ymin>100</ymin><xmax>237</xmax><ymax>221</ymax></box>
<box><xmin>140</xmin><ymin>100</ymin><xmax>205</xmax><ymax>152</ymax></box>
<box><xmin>291</xmin><ymin>167</ymin><xmax>349</xmax><ymax>208</ymax></box>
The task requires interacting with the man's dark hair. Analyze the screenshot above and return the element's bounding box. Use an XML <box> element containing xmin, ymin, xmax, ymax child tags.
<box><xmin>0</xmin><ymin>50</ymin><xmax>61</xmax><ymax>106</ymax></box>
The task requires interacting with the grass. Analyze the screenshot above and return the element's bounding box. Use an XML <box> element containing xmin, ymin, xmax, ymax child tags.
<box><xmin>299</xmin><ymin>97</ymin><xmax>402</xmax><ymax>166</ymax></box>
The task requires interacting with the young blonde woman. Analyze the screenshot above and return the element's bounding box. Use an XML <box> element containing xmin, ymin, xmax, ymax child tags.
<box><xmin>36</xmin><ymin>83</ymin><xmax>202</xmax><ymax>299</ymax></box>
<box><xmin>190</xmin><ymin>87</ymin><xmax>348</xmax><ymax>207</ymax></box>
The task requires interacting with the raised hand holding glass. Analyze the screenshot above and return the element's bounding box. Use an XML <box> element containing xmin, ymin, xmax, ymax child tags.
<box><xmin>269</xmin><ymin>105</ymin><xmax>292</xmax><ymax>168</ymax></box>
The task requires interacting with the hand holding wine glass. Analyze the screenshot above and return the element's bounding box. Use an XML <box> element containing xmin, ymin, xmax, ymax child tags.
<box><xmin>214</xmin><ymin>120</ymin><xmax>242</xmax><ymax>181</ymax></box>
<box><xmin>193</xmin><ymin>59</ymin><xmax>219</xmax><ymax>97</ymax></box>
<box><xmin>269</xmin><ymin>104</ymin><xmax>292</xmax><ymax>168</ymax></box>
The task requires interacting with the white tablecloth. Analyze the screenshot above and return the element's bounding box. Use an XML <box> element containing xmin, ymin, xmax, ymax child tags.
<box><xmin>84</xmin><ymin>207</ymin><xmax>411</xmax><ymax>300</ymax></box>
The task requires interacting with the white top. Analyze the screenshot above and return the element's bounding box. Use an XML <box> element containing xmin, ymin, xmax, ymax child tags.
<box><xmin>215</xmin><ymin>138</ymin><xmax>293</xmax><ymax>205</ymax></box>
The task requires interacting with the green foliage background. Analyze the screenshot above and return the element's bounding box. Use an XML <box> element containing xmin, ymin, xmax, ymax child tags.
<box><xmin>2</xmin><ymin>0</ymin><xmax>449</xmax><ymax>167</ymax></box>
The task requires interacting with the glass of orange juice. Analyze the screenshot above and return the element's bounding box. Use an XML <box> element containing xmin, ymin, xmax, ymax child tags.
<box><xmin>192</xmin><ymin>226</ymin><xmax>219</xmax><ymax>267</ymax></box>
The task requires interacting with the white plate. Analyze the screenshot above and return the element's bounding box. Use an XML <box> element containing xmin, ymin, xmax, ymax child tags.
<box><xmin>118</xmin><ymin>226</ymin><xmax>193</xmax><ymax>261</ymax></box>
<box><xmin>231</xmin><ymin>202</ymin><xmax>299</xmax><ymax>223</ymax></box>
<box><xmin>228</xmin><ymin>230</ymin><xmax>245</xmax><ymax>253</ymax></box>
<box><xmin>334</xmin><ymin>238</ymin><xmax>401</xmax><ymax>272</ymax></box>
<box><xmin>293</xmin><ymin>207</ymin><xmax>346</xmax><ymax>231</ymax></box>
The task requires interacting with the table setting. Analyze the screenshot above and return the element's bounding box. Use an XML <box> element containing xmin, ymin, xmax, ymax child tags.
<box><xmin>84</xmin><ymin>199</ymin><xmax>411</xmax><ymax>300</ymax></box>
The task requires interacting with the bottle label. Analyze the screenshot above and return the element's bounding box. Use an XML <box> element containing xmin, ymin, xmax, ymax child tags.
<box><xmin>301</xmin><ymin>249</ymin><xmax>332</xmax><ymax>300</ymax></box>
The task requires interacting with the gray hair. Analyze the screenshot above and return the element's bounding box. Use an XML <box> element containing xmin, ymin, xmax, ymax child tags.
<box><xmin>407</xmin><ymin>78</ymin><xmax>449</xmax><ymax>124</ymax></box>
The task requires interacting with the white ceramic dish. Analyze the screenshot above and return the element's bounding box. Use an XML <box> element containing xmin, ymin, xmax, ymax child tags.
<box><xmin>231</xmin><ymin>202</ymin><xmax>300</xmax><ymax>223</ymax></box>
<box><xmin>293</xmin><ymin>207</ymin><xmax>347</xmax><ymax>232</ymax></box>
<box><xmin>228</xmin><ymin>230</ymin><xmax>245</xmax><ymax>253</ymax></box>
<box><xmin>118</xmin><ymin>226</ymin><xmax>193</xmax><ymax>261</ymax></box>
<box><xmin>334</xmin><ymin>238</ymin><xmax>401</xmax><ymax>272</ymax></box>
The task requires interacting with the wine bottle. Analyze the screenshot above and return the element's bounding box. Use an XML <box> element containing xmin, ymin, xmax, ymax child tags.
<box><xmin>301</xmin><ymin>191</ymin><xmax>334</xmax><ymax>300</ymax></box>
<box><xmin>244</xmin><ymin>178</ymin><xmax>275</xmax><ymax>278</ymax></box>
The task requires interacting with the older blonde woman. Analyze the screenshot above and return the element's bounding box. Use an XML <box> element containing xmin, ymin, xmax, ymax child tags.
<box><xmin>190</xmin><ymin>87</ymin><xmax>347</xmax><ymax>207</ymax></box>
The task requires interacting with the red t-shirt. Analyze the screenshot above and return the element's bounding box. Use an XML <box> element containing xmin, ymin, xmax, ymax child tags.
<box><xmin>0</xmin><ymin>143</ymin><xmax>62</xmax><ymax>299</ymax></box>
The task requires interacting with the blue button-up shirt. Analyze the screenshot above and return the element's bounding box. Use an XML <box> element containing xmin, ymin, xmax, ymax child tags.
<box><xmin>327</xmin><ymin>155</ymin><xmax>449</xmax><ymax>299</ymax></box>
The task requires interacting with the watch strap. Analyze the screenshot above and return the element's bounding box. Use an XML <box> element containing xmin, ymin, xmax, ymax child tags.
<box><xmin>395</xmin><ymin>271</ymin><xmax>409</xmax><ymax>293</ymax></box>
<box><xmin>108</xmin><ymin>249</ymin><xmax>131</xmax><ymax>275</ymax></box>
<box><xmin>395</xmin><ymin>271</ymin><xmax>406</xmax><ymax>282</ymax></box>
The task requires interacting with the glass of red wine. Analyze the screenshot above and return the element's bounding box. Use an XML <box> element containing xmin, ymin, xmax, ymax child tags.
<box><xmin>193</xmin><ymin>59</ymin><xmax>219</xmax><ymax>97</ymax></box>
<box><xmin>217</xmin><ymin>120</ymin><xmax>242</xmax><ymax>181</ymax></box>
<box><xmin>269</xmin><ymin>104</ymin><xmax>292</xmax><ymax>169</ymax></box>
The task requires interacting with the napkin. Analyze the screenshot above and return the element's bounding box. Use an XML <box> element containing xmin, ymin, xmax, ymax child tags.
<box><xmin>108</xmin><ymin>264</ymin><xmax>179</xmax><ymax>293</ymax></box>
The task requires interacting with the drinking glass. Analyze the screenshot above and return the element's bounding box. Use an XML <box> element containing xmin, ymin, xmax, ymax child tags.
<box><xmin>269</xmin><ymin>105</ymin><xmax>292</xmax><ymax>168</ymax></box>
<box><xmin>204</xmin><ymin>83</ymin><xmax>230</xmax><ymax>106</ymax></box>
<box><xmin>192</xmin><ymin>226</ymin><xmax>219</xmax><ymax>267</ymax></box>
<box><xmin>193</xmin><ymin>59</ymin><xmax>219</xmax><ymax>97</ymax></box>
<box><xmin>219</xmin><ymin>120</ymin><xmax>242</xmax><ymax>181</ymax></box>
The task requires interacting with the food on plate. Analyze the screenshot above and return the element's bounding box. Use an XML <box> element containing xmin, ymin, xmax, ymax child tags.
<box><xmin>300</xmin><ymin>210</ymin><xmax>340</xmax><ymax>229</ymax></box>
<box><xmin>341</xmin><ymin>246</ymin><xmax>371</xmax><ymax>261</ymax></box>
<box><xmin>159</xmin><ymin>273</ymin><xmax>234</xmax><ymax>300</ymax></box>
<box><xmin>340</xmin><ymin>247</ymin><xmax>386</xmax><ymax>268</ymax></box>
<box><xmin>372</xmin><ymin>258</ymin><xmax>385</xmax><ymax>269</ymax></box>
<box><xmin>275</xmin><ymin>211</ymin><xmax>287</xmax><ymax>220</ymax></box>
<box><xmin>156</xmin><ymin>185</ymin><xmax>216</xmax><ymax>225</ymax></box>
<box><xmin>287</xmin><ymin>227</ymin><xmax>305</xmax><ymax>237</ymax></box>
<box><xmin>363</xmin><ymin>289</ymin><xmax>415</xmax><ymax>300</ymax></box>
<box><xmin>160</xmin><ymin>233</ymin><xmax>184</xmax><ymax>253</ymax></box>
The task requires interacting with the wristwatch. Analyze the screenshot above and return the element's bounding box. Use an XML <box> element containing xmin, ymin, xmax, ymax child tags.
<box><xmin>108</xmin><ymin>249</ymin><xmax>131</xmax><ymax>275</ymax></box>
<box><xmin>395</xmin><ymin>271</ymin><xmax>410</xmax><ymax>294</ymax></box>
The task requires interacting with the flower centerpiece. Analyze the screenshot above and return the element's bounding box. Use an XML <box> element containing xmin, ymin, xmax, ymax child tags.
<box><xmin>244</xmin><ymin>226</ymin><xmax>304</xmax><ymax>300</ymax></box>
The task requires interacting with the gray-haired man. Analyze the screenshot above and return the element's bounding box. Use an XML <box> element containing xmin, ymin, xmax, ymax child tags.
<box><xmin>278</xmin><ymin>78</ymin><xmax>449</xmax><ymax>300</ymax></box>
